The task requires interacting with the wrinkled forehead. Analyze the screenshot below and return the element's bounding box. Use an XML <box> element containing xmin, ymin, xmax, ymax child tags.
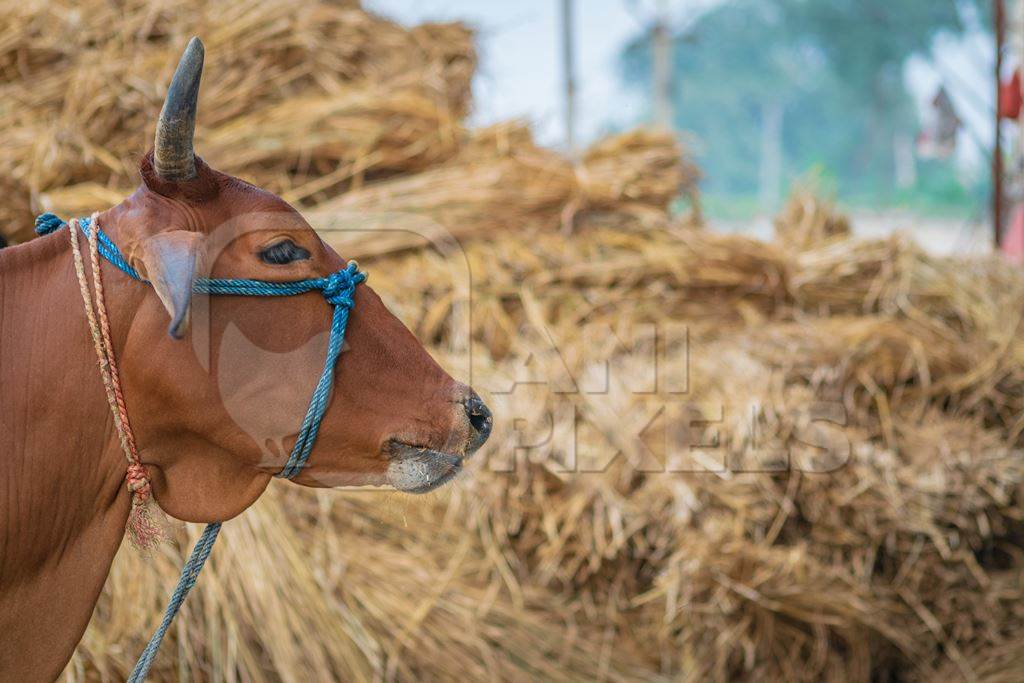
<box><xmin>200</xmin><ymin>186</ymin><xmax>317</xmax><ymax>250</ymax></box>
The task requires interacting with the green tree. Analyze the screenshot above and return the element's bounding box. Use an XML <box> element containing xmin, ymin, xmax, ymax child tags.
<box><xmin>620</xmin><ymin>0</ymin><xmax>987</xmax><ymax>211</ymax></box>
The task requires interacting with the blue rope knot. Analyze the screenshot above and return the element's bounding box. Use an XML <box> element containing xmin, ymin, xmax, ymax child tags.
<box><xmin>35</xmin><ymin>212</ymin><xmax>66</xmax><ymax>236</ymax></box>
<box><xmin>321</xmin><ymin>263</ymin><xmax>364</xmax><ymax>307</ymax></box>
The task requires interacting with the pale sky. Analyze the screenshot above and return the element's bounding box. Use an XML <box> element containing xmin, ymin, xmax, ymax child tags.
<box><xmin>367</xmin><ymin>0</ymin><xmax>646</xmax><ymax>148</ymax></box>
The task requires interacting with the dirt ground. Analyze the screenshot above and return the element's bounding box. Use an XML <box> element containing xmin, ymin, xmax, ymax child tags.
<box><xmin>719</xmin><ymin>211</ymin><xmax>992</xmax><ymax>256</ymax></box>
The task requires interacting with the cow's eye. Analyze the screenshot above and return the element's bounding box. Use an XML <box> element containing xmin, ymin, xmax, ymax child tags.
<box><xmin>260</xmin><ymin>239</ymin><xmax>310</xmax><ymax>265</ymax></box>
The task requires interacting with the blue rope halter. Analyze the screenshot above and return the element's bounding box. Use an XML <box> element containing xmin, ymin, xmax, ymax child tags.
<box><xmin>36</xmin><ymin>213</ymin><xmax>365</xmax><ymax>681</ymax></box>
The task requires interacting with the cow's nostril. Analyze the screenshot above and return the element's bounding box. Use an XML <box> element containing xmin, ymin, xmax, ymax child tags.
<box><xmin>464</xmin><ymin>393</ymin><xmax>492</xmax><ymax>451</ymax></box>
<box><xmin>469</xmin><ymin>410</ymin><xmax>488</xmax><ymax>434</ymax></box>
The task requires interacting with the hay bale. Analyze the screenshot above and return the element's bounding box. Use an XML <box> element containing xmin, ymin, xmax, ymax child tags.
<box><xmin>634</xmin><ymin>531</ymin><xmax>911</xmax><ymax>682</ymax></box>
<box><xmin>578</xmin><ymin>128</ymin><xmax>699</xmax><ymax>211</ymax></box>
<box><xmin>0</xmin><ymin>0</ymin><xmax>475</xmax><ymax>243</ymax></box>
<box><xmin>319</xmin><ymin>126</ymin><xmax>702</xmax><ymax>259</ymax></box>
<box><xmin>316</xmin><ymin>125</ymin><xmax>576</xmax><ymax>258</ymax></box>
<box><xmin>774</xmin><ymin>188</ymin><xmax>851</xmax><ymax>250</ymax></box>
<box><xmin>928</xmin><ymin>617</ymin><xmax>1024</xmax><ymax>683</ymax></box>
<box><xmin>69</xmin><ymin>485</ymin><xmax>659</xmax><ymax>682</ymax></box>
<box><xmin>358</xmin><ymin>220</ymin><xmax>1024</xmax><ymax>681</ymax></box>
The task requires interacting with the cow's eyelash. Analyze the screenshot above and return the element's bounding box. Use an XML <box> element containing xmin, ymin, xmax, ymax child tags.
<box><xmin>259</xmin><ymin>239</ymin><xmax>310</xmax><ymax>265</ymax></box>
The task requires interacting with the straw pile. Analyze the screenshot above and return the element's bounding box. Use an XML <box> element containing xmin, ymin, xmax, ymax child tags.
<box><xmin>318</xmin><ymin>122</ymin><xmax>698</xmax><ymax>257</ymax></box>
<box><xmin>342</xmin><ymin>221</ymin><xmax>1024</xmax><ymax>682</ymax></box>
<box><xmin>0</xmin><ymin>0</ymin><xmax>475</xmax><ymax>242</ymax></box>
<box><xmin>773</xmin><ymin>187</ymin><xmax>851</xmax><ymax>250</ymax></box>
<box><xmin>1</xmin><ymin>1</ymin><xmax>1014</xmax><ymax>682</ymax></box>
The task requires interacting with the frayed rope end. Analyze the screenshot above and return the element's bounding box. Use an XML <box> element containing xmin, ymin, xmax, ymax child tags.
<box><xmin>127</xmin><ymin>495</ymin><xmax>168</xmax><ymax>551</ymax></box>
<box><xmin>125</xmin><ymin>463</ymin><xmax>167</xmax><ymax>550</ymax></box>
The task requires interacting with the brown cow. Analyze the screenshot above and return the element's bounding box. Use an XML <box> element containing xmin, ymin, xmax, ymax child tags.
<box><xmin>0</xmin><ymin>38</ymin><xmax>491</xmax><ymax>681</ymax></box>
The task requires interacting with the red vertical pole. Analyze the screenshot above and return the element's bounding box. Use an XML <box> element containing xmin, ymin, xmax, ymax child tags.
<box><xmin>994</xmin><ymin>0</ymin><xmax>1005</xmax><ymax>248</ymax></box>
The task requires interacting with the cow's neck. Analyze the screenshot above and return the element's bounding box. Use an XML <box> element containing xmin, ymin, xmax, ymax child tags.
<box><xmin>0</xmin><ymin>231</ymin><xmax>140</xmax><ymax>681</ymax></box>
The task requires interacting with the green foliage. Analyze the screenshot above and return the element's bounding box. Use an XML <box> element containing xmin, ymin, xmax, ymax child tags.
<box><xmin>776</xmin><ymin>0</ymin><xmax>964</xmax><ymax>92</ymax></box>
<box><xmin>619</xmin><ymin>0</ymin><xmax>987</xmax><ymax>212</ymax></box>
<box><xmin>888</xmin><ymin>160</ymin><xmax>988</xmax><ymax>218</ymax></box>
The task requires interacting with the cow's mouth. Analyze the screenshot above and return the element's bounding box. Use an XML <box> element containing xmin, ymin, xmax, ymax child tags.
<box><xmin>385</xmin><ymin>441</ymin><xmax>464</xmax><ymax>494</ymax></box>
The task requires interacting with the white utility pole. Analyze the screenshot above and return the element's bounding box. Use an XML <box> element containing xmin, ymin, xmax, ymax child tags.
<box><xmin>561</xmin><ymin>0</ymin><xmax>577</xmax><ymax>152</ymax></box>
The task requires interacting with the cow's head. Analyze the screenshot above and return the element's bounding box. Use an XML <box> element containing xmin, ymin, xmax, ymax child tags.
<box><xmin>100</xmin><ymin>38</ymin><xmax>490</xmax><ymax>522</ymax></box>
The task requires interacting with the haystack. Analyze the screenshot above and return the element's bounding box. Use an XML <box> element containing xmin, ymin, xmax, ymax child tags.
<box><xmin>579</xmin><ymin>127</ymin><xmax>701</xmax><ymax>220</ymax></box>
<box><xmin>318</xmin><ymin>123</ymin><xmax>694</xmax><ymax>259</ymax></box>
<box><xmin>356</xmin><ymin>223</ymin><xmax>1024</xmax><ymax>681</ymax></box>
<box><xmin>774</xmin><ymin>187</ymin><xmax>851</xmax><ymax>250</ymax></box>
<box><xmin>0</xmin><ymin>0</ymin><xmax>475</xmax><ymax>242</ymax></box>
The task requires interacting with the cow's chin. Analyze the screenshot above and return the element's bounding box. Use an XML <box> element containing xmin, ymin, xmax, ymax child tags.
<box><xmin>385</xmin><ymin>442</ymin><xmax>465</xmax><ymax>494</ymax></box>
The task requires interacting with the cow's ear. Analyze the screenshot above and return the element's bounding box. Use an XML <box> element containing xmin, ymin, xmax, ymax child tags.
<box><xmin>137</xmin><ymin>231</ymin><xmax>203</xmax><ymax>339</ymax></box>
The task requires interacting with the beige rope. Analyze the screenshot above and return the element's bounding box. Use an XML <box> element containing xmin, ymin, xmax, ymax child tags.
<box><xmin>69</xmin><ymin>214</ymin><xmax>164</xmax><ymax>549</ymax></box>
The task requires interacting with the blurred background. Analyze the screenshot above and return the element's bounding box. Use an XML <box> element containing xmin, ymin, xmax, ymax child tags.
<box><xmin>3</xmin><ymin>1</ymin><xmax>1024</xmax><ymax>681</ymax></box>
<box><xmin>372</xmin><ymin>0</ymin><xmax>1014</xmax><ymax>251</ymax></box>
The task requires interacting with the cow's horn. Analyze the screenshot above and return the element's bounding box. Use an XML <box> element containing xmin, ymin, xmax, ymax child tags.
<box><xmin>154</xmin><ymin>37</ymin><xmax>204</xmax><ymax>181</ymax></box>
